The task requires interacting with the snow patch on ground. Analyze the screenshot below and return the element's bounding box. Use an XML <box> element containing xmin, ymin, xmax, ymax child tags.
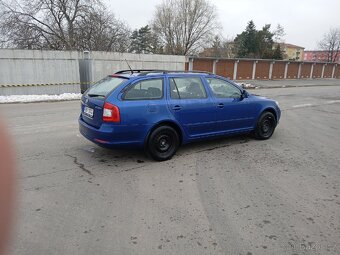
<box><xmin>1</xmin><ymin>84</ymin><xmax>260</xmax><ymax>103</ymax></box>
<box><xmin>0</xmin><ymin>93</ymin><xmax>81</xmax><ymax>103</ymax></box>
<box><xmin>235</xmin><ymin>82</ymin><xmax>258</xmax><ymax>89</ymax></box>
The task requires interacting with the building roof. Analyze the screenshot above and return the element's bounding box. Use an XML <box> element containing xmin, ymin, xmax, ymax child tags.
<box><xmin>280</xmin><ymin>43</ymin><xmax>305</xmax><ymax>49</ymax></box>
<box><xmin>304</xmin><ymin>50</ymin><xmax>340</xmax><ymax>53</ymax></box>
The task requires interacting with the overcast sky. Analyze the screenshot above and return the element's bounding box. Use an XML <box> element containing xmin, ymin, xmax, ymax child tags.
<box><xmin>105</xmin><ymin>0</ymin><xmax>340</xmax><ymax>50</ymax></box>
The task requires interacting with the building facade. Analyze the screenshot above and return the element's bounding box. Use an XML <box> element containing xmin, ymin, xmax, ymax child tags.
<box><xmin>279</xmin><ymin>43</ymin><xmax>305</xmax><ymax>61</ymax></box>
<box><xmin>304</xmin><ymin>50</ymin><xmax>340</xmax><ymax>63</ymax></box>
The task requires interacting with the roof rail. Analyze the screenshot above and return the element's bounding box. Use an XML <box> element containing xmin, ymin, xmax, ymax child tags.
<box><xmin>160</xmin><ymin>70</ymin><xmax>212</xmax><ymax>75</ymax></box>
<box><xmin>115</xmin><ymin>69</ymin><xmax>212</xmax><ymax>76</ymax></box>
<box><xmin>115</xmin><ymin>69</ymin><xmax>167</xmax><ymax>74</ymax></box>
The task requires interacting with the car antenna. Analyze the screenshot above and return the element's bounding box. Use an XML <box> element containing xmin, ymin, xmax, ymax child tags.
<box><xmin>125</xmin><ymin>59</ymin><xmax>133</xmax><ymax>74</ymax></box>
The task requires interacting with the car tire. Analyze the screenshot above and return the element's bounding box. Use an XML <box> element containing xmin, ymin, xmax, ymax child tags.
<box><xmin>254</xmin><ymin>111</ymin><xmax>276</xmax><ymax>140</ymax></box>
<box><xmin>147</xmin><ymin>126</ymin><xmax>179</xmax><ymax>161</ymax></box>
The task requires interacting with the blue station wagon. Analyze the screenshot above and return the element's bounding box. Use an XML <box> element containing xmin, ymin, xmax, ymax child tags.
<box><xmin>79</xmin><ymin>70</ymin><xmax>281</xmax><ymax>161</ymax></box>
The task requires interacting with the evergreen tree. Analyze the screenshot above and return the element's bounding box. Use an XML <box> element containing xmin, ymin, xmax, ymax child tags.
<box><xmin>211</xmin><ymin>36</ymin><xmax>222</xmax><ymax>57</ymax></box>
<box><xmin>138</xmin><ymin>26</ymin><xmax>152</xmax><ymax>53</ymax></box>
<box><xmin>129</xmin><ymin>25</ymin><xmax>161</xmax><ymax>54</ymax></box>
<box><xmin>234</xmin><ymin>20</ymin><xmax>281</xmax><ymax>59</ymax></box>
<box><xmin>234</xmin><ymin>20</ymin><xmax>257</xmax><ymax>58</ymax></box>
<box><xmin>244</xmin><ymin>20</ymin><xmax>258</xmax><ymax>57</ymax></box>
<box><xmin>130</xmin><ymin>30</ymin><xmax>140</xmax><ymax>53</ymax></box>
<box><xmin>257</xmin><ymin>24</ymin><xmax>274</xmax><ymax>59</ymax></box>
<box><xmin>272</xmin><ymin>44</ymin><xmax>283</xmax><ymax>59</ymax></box>
<box><xmin>233</xmin><ymin>31</ymin><xmax>246</xmax><ymax>57</ymax></box>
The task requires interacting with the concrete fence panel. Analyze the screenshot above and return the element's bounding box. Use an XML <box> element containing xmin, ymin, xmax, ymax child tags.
<box><xmin>185</xmin><ymin>62</ymin><xmax>189</xmax><ymax>71</ymax></box>
<box><xmin>335</xmin><ymin>65</ymin><xmax>340</xmax><ymax>78</ymax></box>
<box><xmin>287</xmin><ymin>62</ymin><xmax>299</xmax><ymax>79</ymax></box>
<box><xmin>236</xmin><ymin>61</ymin><xmax>253</xmax><ymax>80</ymax></box>
<box><xmin>323</xmin><ymin>65</ymin><xmax>333</xmax><ymax>78</ymax></box>
<box><xmin>216</xmin><ymin>60</ymin><xmax>234</xmax><ymax>79</ymax></box>
<box><xmin>300</xmin><ymin>63</ymin><xmax>312</xmax><ymax>78</ymax></box>
<box><xmin>0</xmin><ymin>50</ymin><xmax>81</xmax><ymax>95</ymax></box>
<box><xmin>312</xmin><ymin>63</ymin><xmax>323</xmax><ymax>78</ymax></box>
<box><xmin>1</xmin><ymin>50</ymin><xmax>339</xmax><ymax>96</ymax></box>
<box><xmin>187</xmin><ymin>57</ymin><xmax>339</xmax><ymax>80</ymax></box>
<box><xmin>90</xmin><ymin>52</ymin><xmax>185</xmax><ymax>82</ymax></box>
<box><xmin>193</xmin><ymin>59</ymin><xmax>214</xmax><ymax>73</ymax></box>
<box><xmin>0</xmin><ymin>49</ymin><xmax>186</xmax><ymax>96</ymax></box>
<box><xmin>272</xmin><ymin>62</ymin><xmax>286</xmax><ymax>79</ymax></box>
<box><xmin>0</xmin><ymin>50</ymin><xmax>80</xmax><ymax>85</ymax></box>
<box><xmin>255</xmin><ymin>61</ymin><xmax>270</xmax><ymax>79</ymax></box>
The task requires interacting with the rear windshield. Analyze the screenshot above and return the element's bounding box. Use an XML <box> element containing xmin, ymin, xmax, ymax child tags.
<box><xmin>85</xmin><ymin>76</ymin><xmax>126</xmax><ymax>97</ymax></box>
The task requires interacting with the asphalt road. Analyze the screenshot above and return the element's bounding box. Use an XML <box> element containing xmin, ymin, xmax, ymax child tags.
<box><xmin>1</xmin><ymin>85</ymin><xmax>340</xmax><ymax>255</ymax></box>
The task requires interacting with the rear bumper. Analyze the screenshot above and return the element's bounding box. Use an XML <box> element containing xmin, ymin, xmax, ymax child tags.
<box><xmin>78</xmin><ymin>116</ymin><xmax>145</xmax><ymax>149</ymax></box>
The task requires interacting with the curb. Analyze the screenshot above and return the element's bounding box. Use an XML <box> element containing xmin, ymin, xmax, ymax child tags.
<box><xmin>0</xmin><ymin>98</ymin><xmax>81</xmax><ymax>104</ymax></box>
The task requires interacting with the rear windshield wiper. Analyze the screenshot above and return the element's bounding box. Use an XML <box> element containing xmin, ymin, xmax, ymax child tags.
<box><xmin>87</xmin><ymin>94</ymin><xmax>105</xmax><ymax>98</ymax></box>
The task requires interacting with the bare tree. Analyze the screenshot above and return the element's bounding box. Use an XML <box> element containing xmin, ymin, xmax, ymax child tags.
<box><xmin>75</xmin><ymin>8</ymin><xmax>131</xmax><ymax>52</ymax></box>
<box><xmin>318</xmin><ymin>28</ymin><xmax>340</xmax><ymax>63</ymax></box>
<box><xmin>0</xmin><ymin>0</ymin><xmax>131</xmax><ymax>51</ymax></box>
<box><xmin>151</xmin><ymin>0</ymin><xmax>219</xmax><ymax>55</ymax></box>
<box><xmin>199</xmin><ymin>35</ymin><xmax>234</xmax><ymax>58</ymax></box>
<box><xmin>273</xmin><ymin>24</ymin><xmax>285</xmax><ymax>43</ymax></box>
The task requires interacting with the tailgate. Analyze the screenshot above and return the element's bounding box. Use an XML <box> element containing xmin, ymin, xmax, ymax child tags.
<box><xmin>81</xmin><ymin>96</ymin><xmax>105</xmax><ymax>129</ymax></box>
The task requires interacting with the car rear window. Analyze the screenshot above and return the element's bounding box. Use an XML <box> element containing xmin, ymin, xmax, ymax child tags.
<box><xmin>86</xmin><ymin>76</ymin><xmax>126</xmax><ymax>98</ymax></box>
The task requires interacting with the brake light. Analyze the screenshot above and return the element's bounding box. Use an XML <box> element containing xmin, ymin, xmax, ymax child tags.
<box><xmin>103</xmin><ymin>102</ymin><xmax>120</xmax><ymax>122</ymax></box>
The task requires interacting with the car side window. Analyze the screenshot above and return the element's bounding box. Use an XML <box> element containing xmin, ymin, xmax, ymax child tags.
<box><xmin>123</xmin><ymin>79</ymin><xmax>163</xmax><ymax>100</ymax></box>
<box><xmin>206</xmin><ymin>78</ymin><xmax>242</xmax><ymax>98</ymax></box>
<box><xmin>170</xmin><ymin>77</ymin><xmax>207</xmax><ymax>99</ymax></box>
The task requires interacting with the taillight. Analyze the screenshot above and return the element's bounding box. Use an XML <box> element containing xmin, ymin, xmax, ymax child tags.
<box><xmin>103</xmin><ymin>102</ymin><xmax>120</xmax><ymax>122</ymax></box>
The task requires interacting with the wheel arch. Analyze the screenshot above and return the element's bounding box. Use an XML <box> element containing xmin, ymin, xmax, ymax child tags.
<box><xmin>144</xmin><ymin>120</ymin><xmax>184</xmax><ymax>146</ymax></box>
<box><xmin>263</xmin><ymin>107</ymin><xmax>277</xmax><ymax>121</ymax></box>
<box><xmin>258</xmin><ymin>107</ymin><xmax>278</xmax><ymax>125</ymax></box>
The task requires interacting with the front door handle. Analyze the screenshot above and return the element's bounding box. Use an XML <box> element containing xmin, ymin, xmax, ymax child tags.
<box><xmin>172</xmin><ymin>105</ymin><xmax>182</xmax><ymax>111</ymax></box>
<box><xmin>217</xmin><ymin>103</ymin><xmax>224</xmax><ymax>108</ymax></box>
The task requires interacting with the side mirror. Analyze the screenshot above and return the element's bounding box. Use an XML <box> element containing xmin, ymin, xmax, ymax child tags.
<box><xmin>241</xmin><ymin>90</ymin><xmax>248</xmax><ymax>99</ymax></box>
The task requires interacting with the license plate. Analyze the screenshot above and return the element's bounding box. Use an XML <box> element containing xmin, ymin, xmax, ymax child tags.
<box><xmin>83</xmin><ymin>106</ymin><xmax>94</xmax><ymax>118</ymax></box>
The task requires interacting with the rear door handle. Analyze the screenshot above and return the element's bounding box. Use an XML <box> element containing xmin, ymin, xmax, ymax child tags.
<box><xmin>217</xmin><ymin>103</ymin><xmax>224</xmax><ymax>108</ymax></box>
<box><xmin>172</xmin><ymin>105</ymin><xmax>182</xmax><ymax>111</ymax></box>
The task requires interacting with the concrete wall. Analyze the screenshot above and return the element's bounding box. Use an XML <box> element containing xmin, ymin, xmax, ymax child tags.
<box><xmin>0</xmin><ymin>50</ymin><xmax>81</xmax><ymax>85</ymax></box>
<box><xmin>1</xmin><ymin>49</ymin><xmax>339</xmax><ymax>96</ymax></box>
<box><xmin>0</xmin><ymin>50</ymin><xmax>82</xmax><ymax>95</ymax></box>
<box><xmin>90</xmin><ymin>52</ymin><xmax>185</xmax><ymax>82</ymax></box>
<box><xmin>187</xmin><ymin>57</ymin><xmax>340</xmax><ymax>80</ymax></box>
<box><xmin>0</xmin><ymin>49</ymin><xmax>186</xmax><ymax>95</ymax></box>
